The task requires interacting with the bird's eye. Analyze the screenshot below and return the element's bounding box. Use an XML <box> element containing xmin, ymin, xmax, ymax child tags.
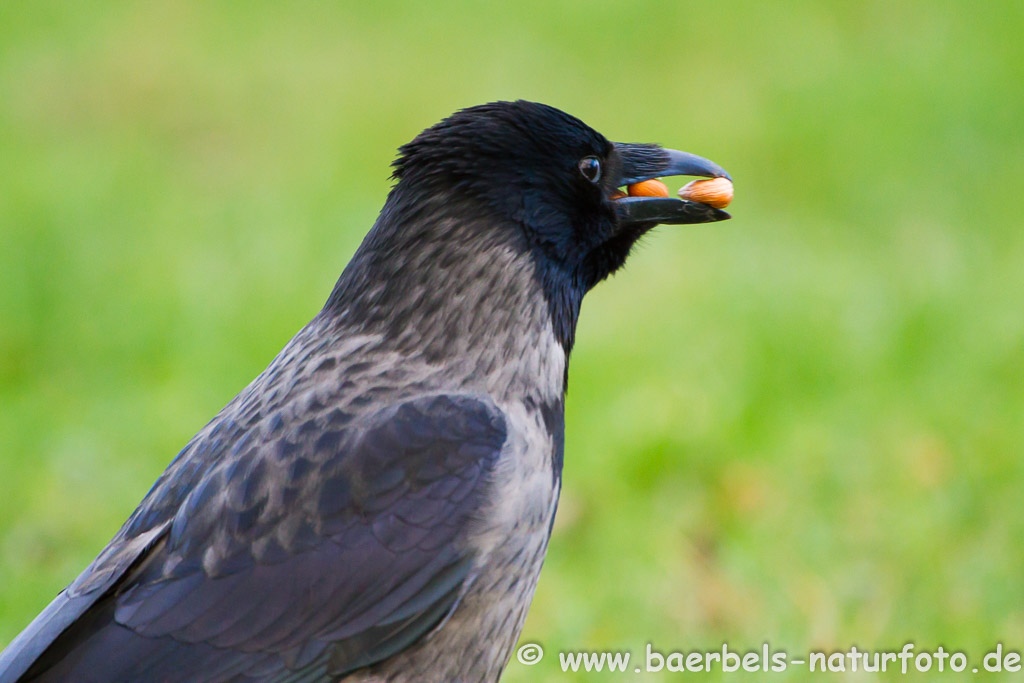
<box><xmin>578</xmin><ymin>156</ymin><xmax>602</xmax><ymax>183</ymax></box>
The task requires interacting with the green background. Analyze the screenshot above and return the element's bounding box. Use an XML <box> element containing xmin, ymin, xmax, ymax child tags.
<box><xmin>2</xmin><ymin>2</ymin><xmax>1023</xmax><ymax>680</ymax></box>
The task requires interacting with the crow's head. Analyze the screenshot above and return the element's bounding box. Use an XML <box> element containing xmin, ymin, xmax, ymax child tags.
<box><xmin>329</xmin><ymin>101</ymin><xmax>731</xmax><ymax>358</ymax></box>
<box><xmin>391</xmin><ymin>100</ymin><xmax>731</xmax><ymax>291</ymax></box>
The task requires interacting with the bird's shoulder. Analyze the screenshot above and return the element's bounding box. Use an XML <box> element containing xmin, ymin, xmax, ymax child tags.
<box><xmin>113</xmin><ymin>387</ymin><xmax>508</xmax><ymax>580</ymax></box>
<box><xmin>15</xmin><ymin>388</ymin><xmax>512</xmax><ymax>680</ymax></box>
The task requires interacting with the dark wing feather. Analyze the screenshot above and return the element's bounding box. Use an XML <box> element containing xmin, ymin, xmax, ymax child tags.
<box><xmin>1</xmin><ymin>393</ymin><xmax>506</xmax><ymax>682</ymax></box>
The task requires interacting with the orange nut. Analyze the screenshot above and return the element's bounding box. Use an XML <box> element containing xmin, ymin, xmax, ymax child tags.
<box><xmin>677</xmin><ymin>177</ymin><xmax>733</xmax><ymax>209</ymax></box>
<box><xmin>627</xmin><ymin>179</ymin><xmax>670</xmax><ymax>198</ymax></box>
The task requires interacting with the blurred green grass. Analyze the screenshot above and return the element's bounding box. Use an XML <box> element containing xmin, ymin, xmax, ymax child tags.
<box><xmin>2</xmin><ymin>1</ymin><xmax>1023</xmax><ymax>680</ymax></box>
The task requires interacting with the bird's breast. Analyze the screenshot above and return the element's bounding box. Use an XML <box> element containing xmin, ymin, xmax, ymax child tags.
<box><xmin>448</xmin><ymin>398</ymin><xmax>563</xmax><ymax>675</ymax></box>
<box><xmin>355</xmin><ymin>398</ymin><xmax>562</xmax><ymax>683</ymax></box>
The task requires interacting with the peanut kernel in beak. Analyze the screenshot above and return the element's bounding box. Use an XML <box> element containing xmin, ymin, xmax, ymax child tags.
<box><xmin>677</xmin><ymin>177</ymin><xmax>733</xmax><ymax>209</ymax></box>
<box><xmin>627</xmin><ymin>179</ymin><xmax>670</xmax><ymax>198</ymax></box>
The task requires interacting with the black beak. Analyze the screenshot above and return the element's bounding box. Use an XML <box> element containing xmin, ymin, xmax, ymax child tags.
<box><xmin>613</xmin><ymin>143</ymin><xmax>732</xmax><ymax>226</ymax></box>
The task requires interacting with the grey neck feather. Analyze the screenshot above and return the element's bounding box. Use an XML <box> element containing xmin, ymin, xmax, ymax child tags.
<box><xmin>313</xmin><ymin>194</ymin><xmax>567</xmax><ymax>406</ymax></box>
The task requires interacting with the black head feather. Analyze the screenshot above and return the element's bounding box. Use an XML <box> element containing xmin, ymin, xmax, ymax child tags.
<box><xmin>391</xmin><ymin>101</ymin><xmax>639</xmax><ymax>283</ymax></box>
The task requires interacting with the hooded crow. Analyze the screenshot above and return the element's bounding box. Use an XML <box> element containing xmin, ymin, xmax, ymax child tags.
<box><xmin>0</xmin><ymin>100</ymin><xmax>730</xmax><ymax>682</ymax></box>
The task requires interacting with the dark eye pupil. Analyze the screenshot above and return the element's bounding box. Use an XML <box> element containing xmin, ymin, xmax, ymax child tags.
<box><xmin>579</xmin><ymin>156</ymin><xmax>601</xmax><ymax>182</ymax></box>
